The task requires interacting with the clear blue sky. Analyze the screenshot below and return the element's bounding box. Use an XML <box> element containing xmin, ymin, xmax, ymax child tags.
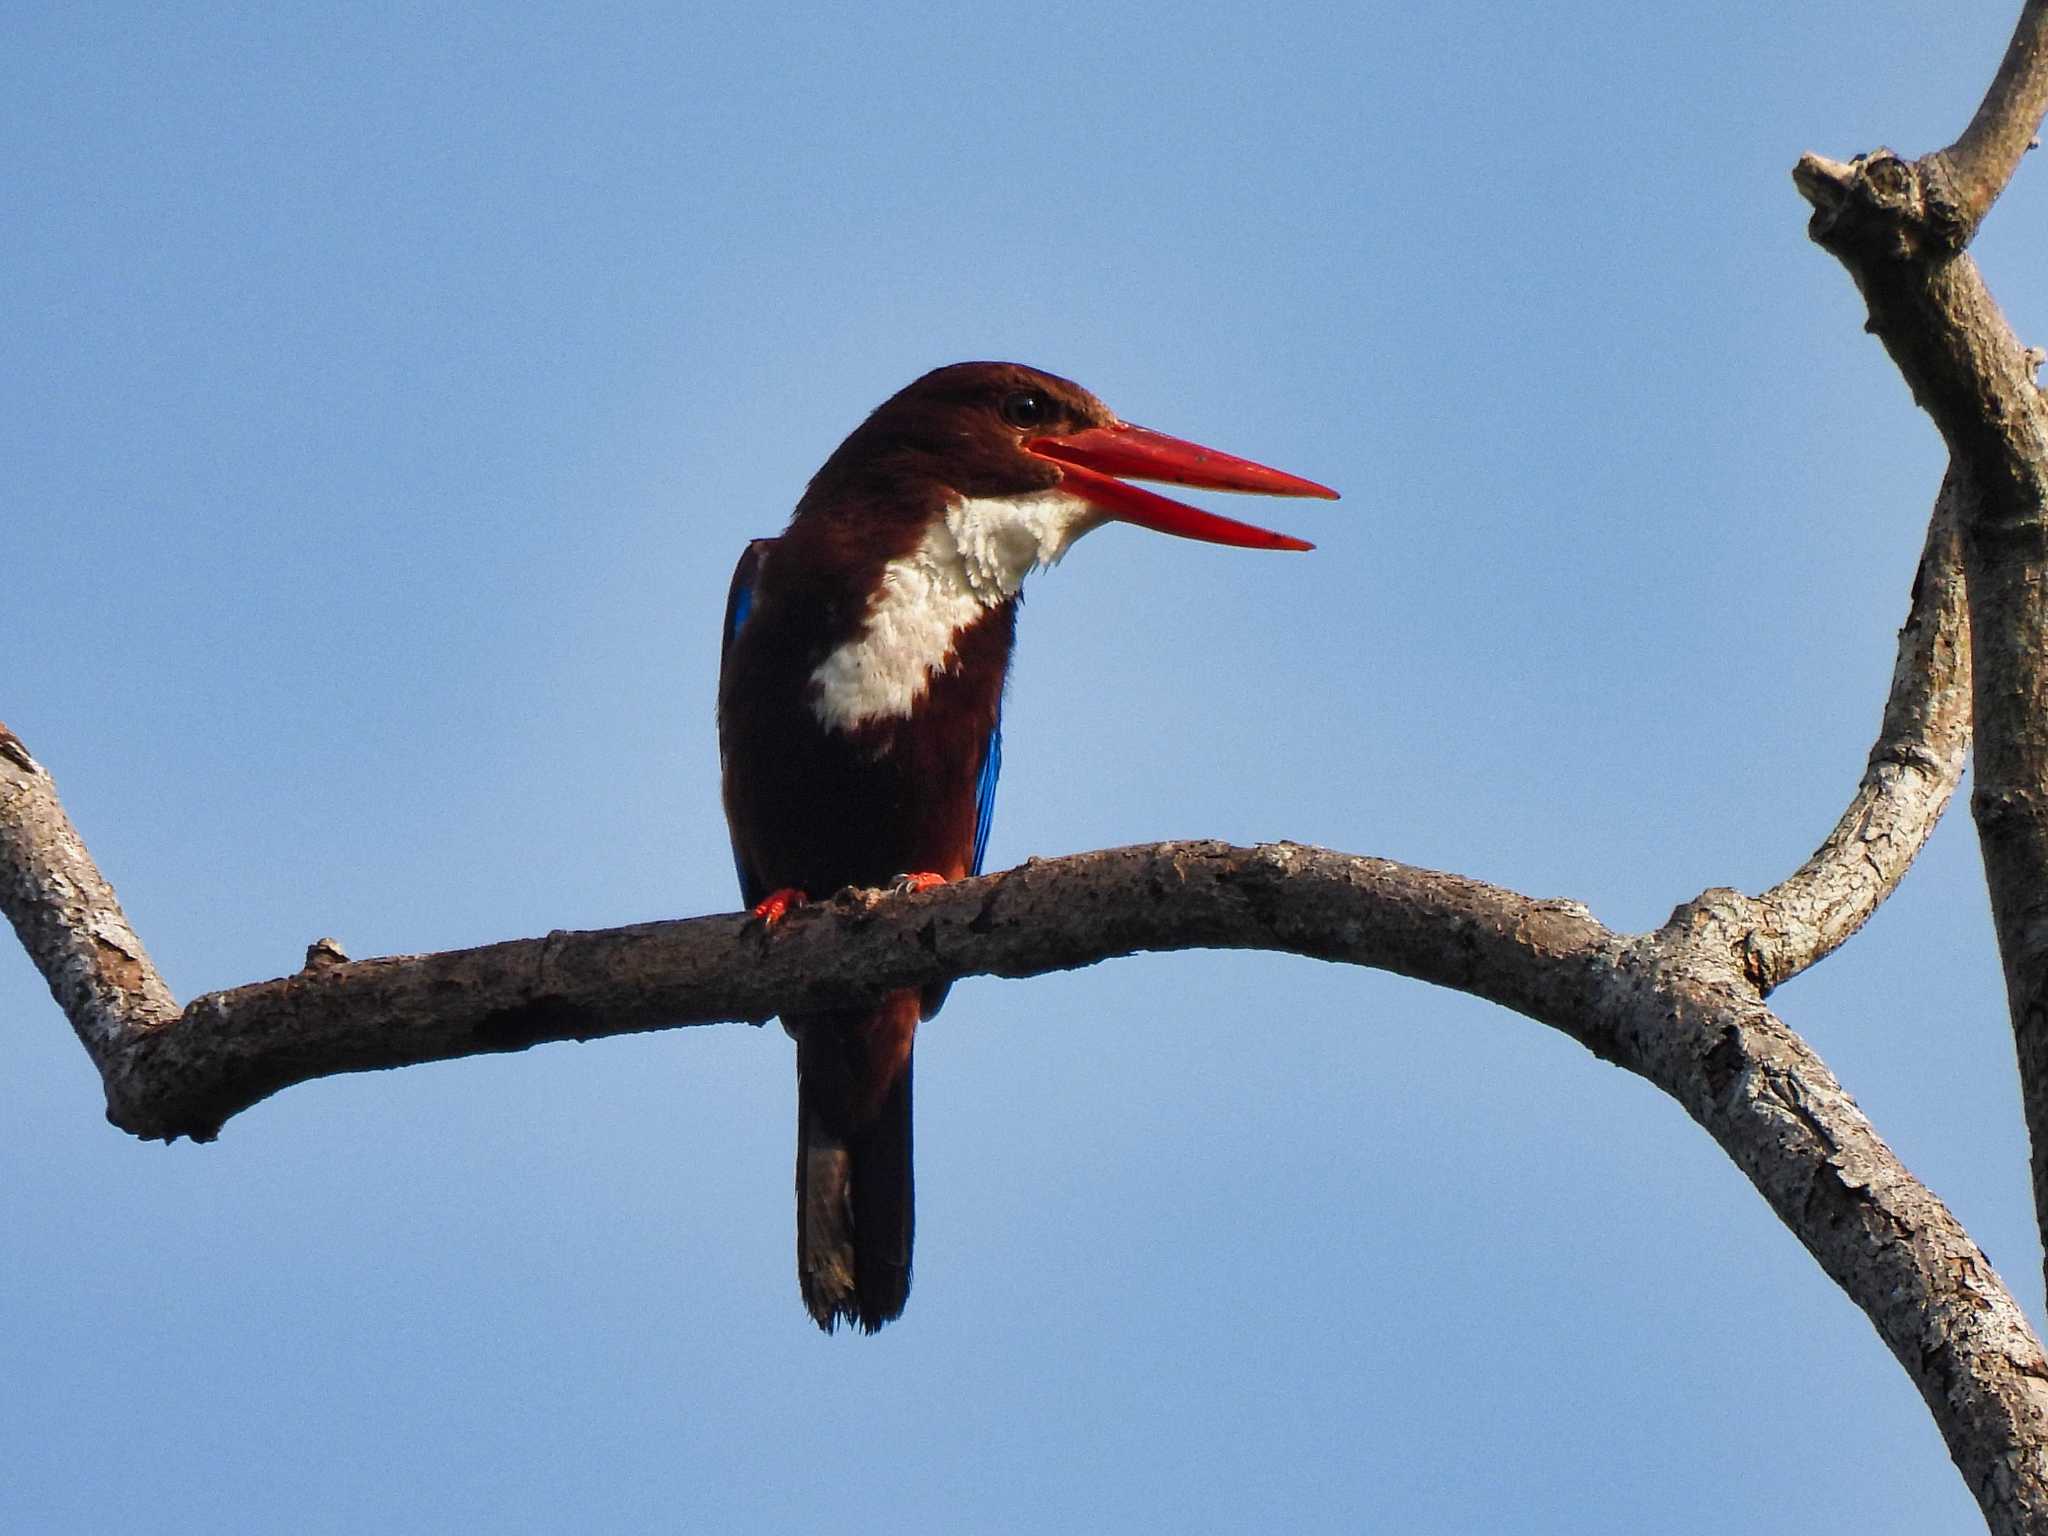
<box><xmin>6</xmin><ymin>4</ymin><xmax>2041</xmax><ymax>1530</ymax></box>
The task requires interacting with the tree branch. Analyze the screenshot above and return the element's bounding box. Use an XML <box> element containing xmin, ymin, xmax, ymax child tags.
<box><xmin>4</xmin><ymin>723</ymin><xmax>2044</xmax><ymax>1526</ymax></box>
<box><xmin>1637</xmin><ymin>892</ymin><xmax>2048</xmax><ymax>1533</ymax></box>
<box><xmin>1939</xmin><ymin>0</ymin><xmax>2048</xmax><ymax>238</ymax></box>
<box><xmin>7</xmin><ymin>13</ymin><xmax>2048</xmax><ymax>1523</ymax></box>
<box><xmin>1747</xmin><ymin>479</ymin><xmax>1971</xmax><ymax>990</ymax></box>
<box><xmin>0</xmin><ymin>723</ymin><xmax>179</xmax><ymax>1092</ymax></box>
<box><xmin>1795</xmin><ymin>13</ymin><xmax>2048</xmax><ymax>1346</ymax></box>
<box><xmin>116</xmin><ymin>841</ymin><xmax>1623</xmax><ymax>1143</ymax></box>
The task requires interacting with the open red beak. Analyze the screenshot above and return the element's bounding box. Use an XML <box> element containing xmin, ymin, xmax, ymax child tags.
<box><xmin>1025</xmin><ymin>422</ymin><xmax>1337</xmax><ymax>551</ymax></box>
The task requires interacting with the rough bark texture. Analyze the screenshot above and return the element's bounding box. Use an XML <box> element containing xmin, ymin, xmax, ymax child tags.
<box><xmin>5</xmin><ymin>714</ymin><xmax>2044</xmax><ymax>1526</ymax></box>
<box><xmin>114</xmin><ymin>841</ymin><xmax>1621</xmax><ymax>1141</ymax></box>
<box><xmin>1942</xmin><ymin>0</ymin><xmax>2048</xmax><ymax>237</ymax></box>
<box><xmin>1784</xmin><ymin>5</ymin><xmax>2048</xmax><ymax>1526</ymax></box>
<box><xmin>0</xmin><ymin>724</ymin><xmax>180</xmax><ymax>1071</ymax></box>
<box><xmin>1796</xmin><ymin>0</ymin><xmax>2048</xmax><ymax>1344</ymax></box>
<box><xmin>1747</xmin><ymin>481</ymin><xmax>1971</xmax><ymax>990</ymax></box>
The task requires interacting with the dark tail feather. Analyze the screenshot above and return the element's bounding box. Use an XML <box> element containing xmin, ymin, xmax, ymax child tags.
<box><xmin>793</xmin><ymin>996</ymin><xmax>916</xmax><ymax>1334</ymax></box>
<box><xmin>848</xmin><ymin>1061</ymin><xmax>913</xmax><ymax>1327</ymax></box>
<box><xmin>794</xmin><ymin>1064</ymin><xmax>858</xmax><ymax>1326</ymax></box>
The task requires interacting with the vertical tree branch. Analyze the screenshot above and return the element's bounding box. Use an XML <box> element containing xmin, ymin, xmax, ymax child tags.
<box><xmin>1938</xmin><ymin>0</ymin><xmax>2048</xmax><ymax>237</ymax></box>
<box><xmin>1796</xmin><ymin>0</ymin><xmax>2048</xmax><ymax>1305</ymax></box>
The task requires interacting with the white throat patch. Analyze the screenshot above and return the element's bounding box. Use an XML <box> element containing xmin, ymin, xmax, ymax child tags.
<box><xmin>807</xmin><ymin>489</ymin><xmax>1100</xmax><ymax>732</ymax></box>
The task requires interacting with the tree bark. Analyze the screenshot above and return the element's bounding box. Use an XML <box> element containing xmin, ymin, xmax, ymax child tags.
<box><xmin>5</xmin><ymin>705</ymin><xmax>2045</xmax><ymax>1527</ymax></box>
<box><xmin>1794</xmin><ymin>0</ymin><xmax>2048</xmax><ymax>1331</ymax></box>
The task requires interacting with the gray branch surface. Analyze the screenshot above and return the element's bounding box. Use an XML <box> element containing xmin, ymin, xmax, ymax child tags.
<box><xmin>1942</xmin><ymin>0</ymin><xmax>2048</xmax><ymax>237</ymax></box>
<box><xmin>1749</xmin><ymin>481</ymin><xmax>1971</xmax><ymax>990</ymax></box>
<box><xmin>1796</xmin><ymin>0</ymin><xmax>2048</xmax><ymax>1406</ymax></box>
<box><xmin>2</xmin><ymin>702</ymin><xmax>2039</xmax><ymax>1526</ymax></box>
<box><xmin>0</xmin><ymin>724</ymin><xmax>179</xmax><ymax>1070</ymax></box>
<box><xmin>1785</xmin><ymin>5</ymin><xmax>2048</xmax><ymax>1527</ymax></box>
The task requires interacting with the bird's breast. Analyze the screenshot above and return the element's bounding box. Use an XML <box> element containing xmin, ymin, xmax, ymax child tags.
<box><xmin>807</xmin><ymin>522</ymin><xmax>986</xmax><ymax>733</ymax></box>
<box><xmin>806</xmin><ymin>491</ymin><xmax>1091</xmax><ymax>735</ymax></box>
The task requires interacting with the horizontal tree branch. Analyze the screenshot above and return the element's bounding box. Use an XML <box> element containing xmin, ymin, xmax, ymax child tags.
<box><xmin>3</xmin><ymin>722</ymin><xmax>2042</xmax><ymax>1524</ymax></box>
<box><xmin>134</xmin><ymin>842</ymin><xmax>1621</xmax><ymax>1142</ymax></box>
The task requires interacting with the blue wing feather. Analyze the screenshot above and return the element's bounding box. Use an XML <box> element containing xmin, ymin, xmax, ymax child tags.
<box><xmin>971</xmin><ymin>720</ymin><xmax>1001</xmax><ymax>876</ymax></box>
<box><xmin>723</xmin><ymin>540</ymin><xmax>769</xmax><ymax>657</ymax></box>
<box><xmin>722</xmin><ymin>540</ymin><xmax>775</xmax><ymax>905</ymax></box>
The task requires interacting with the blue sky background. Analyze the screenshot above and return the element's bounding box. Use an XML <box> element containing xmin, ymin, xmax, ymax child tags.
<box><xmin>5</xmin><ymin>4</ymin><xmax>2042</xmax><ymax>1530</ymax></box>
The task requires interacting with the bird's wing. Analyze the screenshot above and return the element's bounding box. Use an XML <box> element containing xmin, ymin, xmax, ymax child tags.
<box><xmin>723</xmin><ymin>537</ymin><xmax>774</xmax><ymax>659</ymax></box>
<box><xmin>971</xmin><ymin>719</ymin><xmax>1001</xmax><ymax>877</ymax></box>
<box><xmin>919</xmin><ymin>713</ymin><xmax>1001</xmax><ymax>1023</ymax></box>
<box><xmin>722</xmin><ymin>538</ymin><xmax>777</xmax><ymax>906</ymax></box>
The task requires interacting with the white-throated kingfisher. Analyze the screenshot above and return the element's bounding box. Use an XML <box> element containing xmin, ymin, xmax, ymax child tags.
<box><xmin>718</xmin><ymin>361</ymin><xmax>1336</xmax><ymax>1333</ymax></box>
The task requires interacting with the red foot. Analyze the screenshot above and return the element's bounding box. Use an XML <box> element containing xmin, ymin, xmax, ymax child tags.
<box><xmin>751</xmin><ymin>887</ymin><xmax>808</xmax><ymax>924</ymax></box>
<box><xmin>890</xmin><ymin>871</ymin><xmax>947</xmax><ymax>896</ymax></box>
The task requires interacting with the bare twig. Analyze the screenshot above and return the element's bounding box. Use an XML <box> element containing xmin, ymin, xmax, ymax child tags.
<box><xmin>1748</xmin><ymin>479</ymin><xmax>1971</xmax><ymax>990</ymax></box>
<box><xmin>0</xmin><ymin>723</ymin><xmax>178</xmax><ymax>1089</ymax></box>
<box><xmin>1939</xmin><ymin>0</ymin><xmax>2048</xmax><ymax>237</ymax></box>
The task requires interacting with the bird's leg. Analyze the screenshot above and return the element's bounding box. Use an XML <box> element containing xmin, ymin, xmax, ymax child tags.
<box><xmin>751</xmin><ymin>887</ymin><xmax>809</xmax><ymax>924</ymax></box>
<box><xmin>888</xmin><ymin>872</ymin><xmax>947</xmax><ymax>895</ymax></box>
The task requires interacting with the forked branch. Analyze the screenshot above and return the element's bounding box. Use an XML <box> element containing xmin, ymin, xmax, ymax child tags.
<box><xmin>8</xmin><ymin>8</ymin><xmax>2048</xmax><ymax>1528</ymax></box>
<box><xmin>1796</xmin><ymin>0</ymin><xmax>2048</xmax><ymax>1361</ymax></box>
<box><xmin>3</xmin><ymin>717</ymin><xmax>2043</xmax><ymax>1527</ymax></box>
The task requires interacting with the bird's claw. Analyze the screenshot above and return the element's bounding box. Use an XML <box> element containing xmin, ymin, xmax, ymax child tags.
<box><xmin>751</xmin><ymin>887</ymin><xmax>809</xmax><ymax>925</ymax></box>
<box><xmin>889</xmin><ymin>871</ymin><xmax>948</xmax><ymax>896</ymax></box>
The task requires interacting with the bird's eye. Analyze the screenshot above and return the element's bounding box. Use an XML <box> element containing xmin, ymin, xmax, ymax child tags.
<box><xmin>999</xmin><ymin>390</ymin><xmax>1050</xmax><ymax>430</ymax></box>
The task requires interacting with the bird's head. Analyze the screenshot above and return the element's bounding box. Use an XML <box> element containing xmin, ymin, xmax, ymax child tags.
<box><xmin>800</xmin><ymin>362</ymin><xmax>1336</xmax><ymax>599</ymax></box>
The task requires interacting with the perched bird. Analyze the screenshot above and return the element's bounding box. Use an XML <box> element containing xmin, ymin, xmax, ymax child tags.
<box><xmin>718</xmin><ymin>361</ymin><xmax>1336</xmax><ymax>1333</ymax></box>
